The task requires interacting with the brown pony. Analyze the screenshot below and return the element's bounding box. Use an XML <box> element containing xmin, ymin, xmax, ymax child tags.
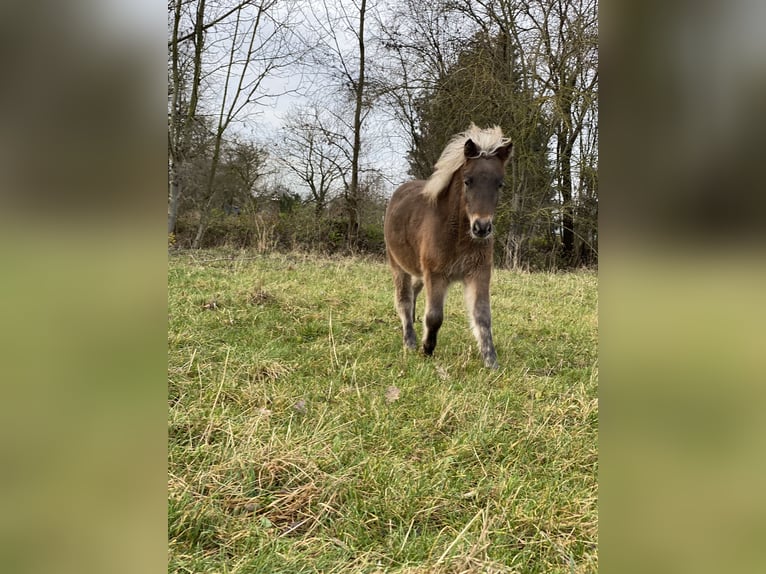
<box><xmin>384</xmin><ymin>124</ymin><xmax>513</xmax><ymax>369</ymax></box>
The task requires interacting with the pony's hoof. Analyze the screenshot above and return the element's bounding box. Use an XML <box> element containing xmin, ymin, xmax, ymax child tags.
<box><xmin>484</xmin><ymin>356</ymin><xmax>499</xmax><ymax>369</ymax></box>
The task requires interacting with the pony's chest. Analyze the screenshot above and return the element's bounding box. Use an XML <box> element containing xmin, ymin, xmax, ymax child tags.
<box><xmin>443</xmin><ymin>245</ymin><xmax>491</xmax><ymax>280</ymax></box>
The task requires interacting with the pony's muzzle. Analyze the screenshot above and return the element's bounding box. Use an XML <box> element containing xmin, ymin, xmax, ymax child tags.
<box><xmin>471</xmin><ymin>218</ymin><xmax>493</xmax><ymax>239</ymax></box>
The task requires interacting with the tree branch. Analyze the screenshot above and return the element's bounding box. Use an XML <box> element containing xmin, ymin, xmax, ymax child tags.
<box><xmin>170</xmin><ymin>0</ymin><xmax>253</xmax><ymax>48</ymax></box>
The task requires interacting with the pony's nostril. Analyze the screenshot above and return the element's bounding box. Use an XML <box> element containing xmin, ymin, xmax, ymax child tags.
<box><xmin>485</xmin><ymin>222</ymin><xmax>493</xmax><ymax>236</ymax></box>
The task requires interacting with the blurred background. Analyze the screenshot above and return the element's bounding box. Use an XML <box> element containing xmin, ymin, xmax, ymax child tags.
<box><xmin>601</xmin><ymin>0</ymin><xmax>766</xmax><ymax>572</ymax></box>
<box><xmin>0</xmin><ymin>1</ymin><xmax>164</xmax><ymax>573</ymax></box>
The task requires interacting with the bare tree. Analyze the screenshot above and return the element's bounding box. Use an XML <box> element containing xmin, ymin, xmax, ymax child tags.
<box><xmin>347</xmin><ymin>0</ymin><xmax>368</xmax><ymax>247</ymax></box>
<box><xmin>219</xmin><ymin>138</ymin><xmax>269</xmax><ymax>213</ymax></box>
<box><xmin>376</xmin><ymin>0</ymin><xmax>473</xmax><ymax>177</ymax></box>
<box><xmin>301</xmin><ymin>0</ymin><xmax>379</xmax><ymax>248</ymax></box>
<box><xmin>168</xmin><ymin>0</ymin><xmax>207</xmax><ymax>235</ymax></box>
<box><xmin>190</xmin><ymin>0</ymin><xmax>306</xmax><ymax>248</ymax></box>
<box><xmin>167</xmin><ymin>0</ymin><xmax>597</xmax><ymax>264</ymax></box>
<box><xmin>519</xmin><ymin>0</ymin><xmax>598</xmax><ymax>265</ymax></box>
<box><xmin>277</xmin><ymin>105</ymin><xmax>349</xmax><ymax>215</ymax></box>
<box><xmin>168</xmin><ymin>0</ymin><xmax>304</xmax><ymax>247</ymax></box>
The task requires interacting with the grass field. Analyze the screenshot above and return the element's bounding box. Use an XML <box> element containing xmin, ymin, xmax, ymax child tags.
<box><xmin>168</xmin><ymin>250</ymin><xmax>598</xmax><ymax>573</ymax></box>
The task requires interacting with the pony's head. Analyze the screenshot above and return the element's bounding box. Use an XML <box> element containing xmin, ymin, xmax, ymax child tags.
<box><xmin>421</xmin><ymin>124</ymin><xmax>513</xmax><ymax>239</ymax></box>
<box><xmin>462</xmin><ymin>135</ymin><xmax>513</xmax><ymax>239</ymax></box>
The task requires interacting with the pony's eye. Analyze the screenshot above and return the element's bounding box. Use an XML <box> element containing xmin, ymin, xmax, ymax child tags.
<box><xmin>497</xmin><ymin>180</ymin><xmax>504</xmax><ymax>189</ymax></box>
<box><xmin>464</xmin><ymin>177</ymin><xmax>473</xmax><ymax>186</ymax></box>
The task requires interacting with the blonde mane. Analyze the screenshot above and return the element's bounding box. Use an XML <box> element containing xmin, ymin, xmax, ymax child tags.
<box><xmin>421</xmin><ymin>124</ymin><xmax>511</xmax><ymax>201</ymax></box>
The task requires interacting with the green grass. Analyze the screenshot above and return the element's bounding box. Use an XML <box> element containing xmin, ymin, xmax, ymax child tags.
<box><xmin>168</xmin><ymin>249</ymin><xmax>598</xmax><ymax>573</ymax></box>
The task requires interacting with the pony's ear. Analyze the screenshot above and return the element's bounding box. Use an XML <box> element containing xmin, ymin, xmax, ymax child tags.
<box><xmin>494</xmin><ymin>141</ymin><xmax>513</xmax><ymax>164</ymax></box>
<box><xmin>464</xmin><ymin>138</ymin><xmax>480</xmax><ymax>158</ymax></box>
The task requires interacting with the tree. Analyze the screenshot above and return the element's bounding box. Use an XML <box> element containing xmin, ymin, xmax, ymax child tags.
<box><xmin>277</xmin><ymin>105</ymin><xmax>349</xmax><ymax>215</ymax></box>
<box><xmin>191</xmin><ymin>0</ymin><xmax>304</xmax><ymax>248</ymax></box>
<box><xmin>518</xmin><ymin>0</ymin><xmax>598</xmax><ymax>266</ymax></box>
<box><xmin>419</xmin><ymin>33</ymin><xmax>556</xmax><ymax>268</ymax></box>
<box><xmin>347</xmin><ymin>0</ymin><xmax>368</xmax><ymax>248</ymax></box>
<box><xmin>217</xmin><ymin>138</ymin><xmax>269</xmax><ymax>214</ymax></box>
<box><xmin>376</xmin><ymin>0</ymin><xmax>470</xmax><ymax>178</ymax></box>
<box><xmin>168</xmin><ymin>0</ymin><xmax>207</xmax><ymax>235</ymax></box>
<box><xmin>168</xmin><ymin>0</ymin><xmax>304</xmax><ymax>247</ymax></box>
<box><xmin>302</xmin><ymin>0</ymin><xmax>378</xmax><ymax>249</ymax></box>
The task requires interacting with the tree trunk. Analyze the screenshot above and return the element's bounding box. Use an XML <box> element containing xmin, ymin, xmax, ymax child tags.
<box><xmin>168</xmin><ymin>162</ymin><xmax>181</xmax><ymax>235</ymax></box>
<box><xmin>168</xmin><ymin>0</ymin><xmax>205</xmax><ymax>235</ymax></box>
<box><xmin>559</xmin><ymin>135</ymin><xmax>575</xmax><ymax>265</ymax></box>
<box><xmin>347</xmin><ymin>0</ymin><xmax>366</xmax><ymax>249</ymax></box>
<box><xmin>557</xmin><ymin>68</ymin><xmax>580</xmax><ymax>268</ymax></box>
<box><xmin>192</xmin><ymin>220</ymin><xmax>207</xmax><ymax>249</ymax></box>
<box><xmin>191</xmin><ymin>128</ymin><xmax>225</xmax><ymax>249</ymax></box>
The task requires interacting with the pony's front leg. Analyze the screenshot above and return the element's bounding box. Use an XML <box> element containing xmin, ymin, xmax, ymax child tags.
<box><xmin>464</xmin><ymin>276</ymin><xmax>499</xmax><ymax>369</ymax></box>
<box><xmin>422</xmin><ymin>274</ymin><xmax>448</xmax><ymax>357</ymax></box>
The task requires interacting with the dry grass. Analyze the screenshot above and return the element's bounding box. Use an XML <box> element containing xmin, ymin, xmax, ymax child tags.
<box><xmin>168</xmin><ymin>249</ymin><xmax>598</xmax><ymax>573</ymax></box>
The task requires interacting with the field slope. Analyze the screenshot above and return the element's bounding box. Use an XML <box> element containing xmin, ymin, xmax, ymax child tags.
<box><xmin>168</xmin><ymin>250</ymin><xmax>598</xmax><ymax>573</ymax></box>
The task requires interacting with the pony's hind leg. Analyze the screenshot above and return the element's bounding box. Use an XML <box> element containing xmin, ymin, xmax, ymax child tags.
<box><xmin>392</xmin><ymin>267</ymin><xmax>418</xmax><ymax>350</ymax></box>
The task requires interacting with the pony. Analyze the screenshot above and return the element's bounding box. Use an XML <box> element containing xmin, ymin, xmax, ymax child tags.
<box><xmin>383</xmin><ymin>124</ymin><xmax>513</xmax><ymax>369</ymax></box>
